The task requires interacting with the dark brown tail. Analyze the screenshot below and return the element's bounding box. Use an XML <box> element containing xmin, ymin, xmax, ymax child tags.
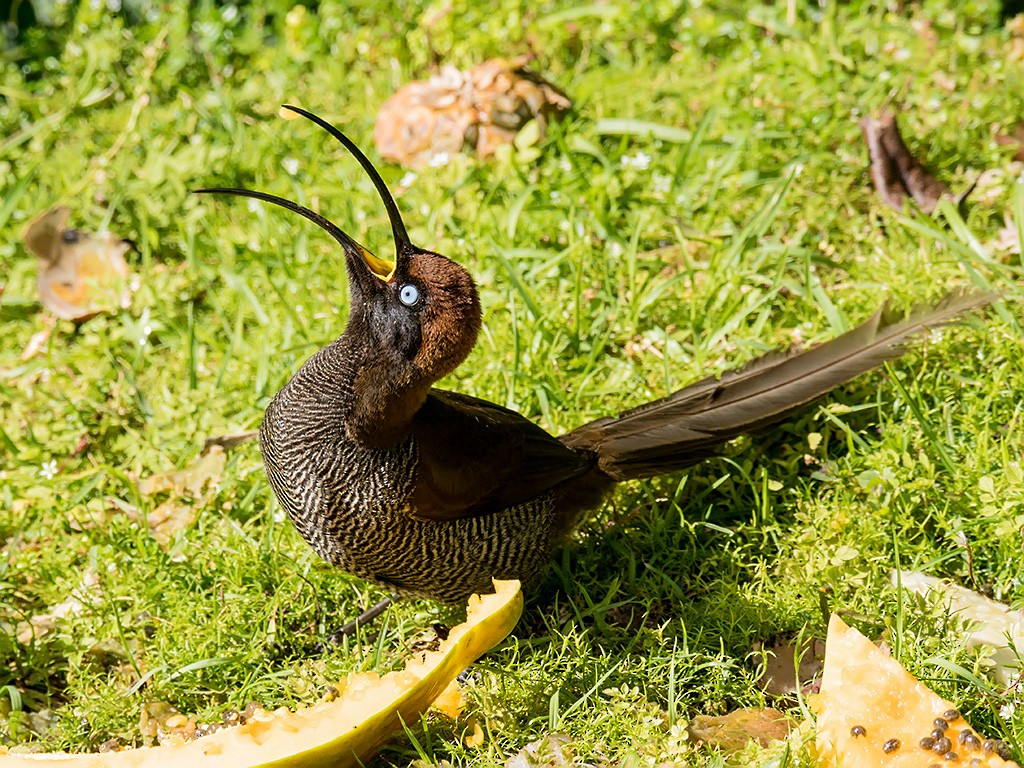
<box><xmin>561</xmin><ymin>290</ymin><xmax>993</xmax><ymax>481</ymax></box>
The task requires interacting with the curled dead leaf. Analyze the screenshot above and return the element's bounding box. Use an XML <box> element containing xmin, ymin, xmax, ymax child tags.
<box><xmin>859</xmin><ymin>111</ymin><xmax>956</xmax><ymax>214</ymax></box>
<box><xmin>22</xmin><ymin>206</ymin><xmax>132</xmax><ymax>322</ymax></box>
<box><xmin>687</xmin><ymin>708</ymin><xmax>791</xmax><ymax>753</ymax></box>
<box><xmin>753</xmin><ymin>635</ymin><xmax>826</xmax><ymax>698</ymax></box>
<box><xmin>139</xmin><ymin>446</ymin><xmax>226</xmax><ymax>547</ymax></box>
<box><xmin>374</xmin><ymin>57</ymin><xmax>571</xmax><ymax>168</ymax></box>
<box><xmin>505</xmin><ymin>734</ymin><xmax>575</xmax><ymax>768</ymax></box>
<box><xmin>894</xmin><ymin>569</ymin><xmax>1024</xmax><ymax>686</ymax></box>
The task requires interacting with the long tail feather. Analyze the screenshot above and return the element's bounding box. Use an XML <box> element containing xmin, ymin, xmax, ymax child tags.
<box><xmin>561</xmin><ymin>290</ymin><xmax>994</xmax><ymax>480</ymax></box>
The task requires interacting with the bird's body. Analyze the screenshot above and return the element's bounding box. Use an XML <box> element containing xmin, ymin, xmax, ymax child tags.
<box><xmin>199</xmin><ymin>107</ymin><xmax>992</xmax><ymax>604</ymax></box>
<box><xmin>260</xmin><ymin>336</ymin><xmax>609</xmax><ymax>601</ymax></box>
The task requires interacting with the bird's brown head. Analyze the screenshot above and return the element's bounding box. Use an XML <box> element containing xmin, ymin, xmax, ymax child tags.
<box><xmin>196</xmin><ymin>106</ymin><xmax>481</xmax><ymax>445</ymax></box>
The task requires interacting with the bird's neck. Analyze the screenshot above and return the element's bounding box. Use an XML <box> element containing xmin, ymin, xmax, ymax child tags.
<box><xmin>312</xmin><ymin>332</ymin><xmax>431</xmax><ymax>450</ymax></box>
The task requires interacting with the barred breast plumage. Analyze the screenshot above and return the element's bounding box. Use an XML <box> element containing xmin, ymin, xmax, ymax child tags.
<box><xmin>259</xmin><ymin>340</ymin><xmax>560</xmax><ymax>602</ymax></box>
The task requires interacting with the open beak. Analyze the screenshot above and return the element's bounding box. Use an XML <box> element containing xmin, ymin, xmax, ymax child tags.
<box><xmin>195</xmin><ymin>107</ymin><xmax>416</xmax><ymax>288</ymax></box>
<box><xmin>192</xmin><ymin>187</ymin><xmax>396</xmax><ymax>289</ymax></box>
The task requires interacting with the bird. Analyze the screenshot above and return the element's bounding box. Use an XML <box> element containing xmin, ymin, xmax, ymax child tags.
<box><xmin>197</xmin><ymin>106</ymin><xmax>992</xmax><ymax>607</ymax></box>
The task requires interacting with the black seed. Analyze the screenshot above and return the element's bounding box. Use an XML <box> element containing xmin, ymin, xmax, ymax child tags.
<box><xmin>943</xmin><ymin>752</ymin><xmax>957</xmax><ymax>761</ymax></box>
<box><xmin>221</xmin><ymin>708</ymin><xmax>241</xmax><ymax>726</ymax></box>
<box><xmin>883</xmin><ymin>738</ymin><xmax>901</xmax><ymax>753</ymax></box>
<box><xmin>934</xmin><ymin>717</ymin><xmax>949</xmax><ymax>731</ymax></box>
<box><xmin>943</xmin><ymin>708</ymin><xmax>961</xmax><ymax>721</ymax></box>
<box><xmin>983</xmin><ymin>739</ymin><xmax>998</xmax><ymax>753</ymax></box>
<box><xmin>995</xmin><ymin>741</ymin><xmax>1012</xmax><ymax>760</ymax></box>
<box><xmin>933</xmin><ymin>737</ymin><xmax>952</xmax><ymax>753</ymax></box>
<box><xmin>242</xmin><ymin>701</ymin><xmax>261</xmax><ymax>721</ymax></box>
<box><xmin>920</xmin><ymin>736</ymin><xmax>936</xmax><ymax>749</ymax></box>
<box><xmin>850</xmin><ymin>725</ymin><xmax>866</xmax><ymax>738</ymax></box>
<box><xmin>932</xmin><ymin>728</ymin><xmax>947</xmax><ymax>739</ymax></box>
<box><xmin>969</xmin><ymin>759</ymin><xmax>981</xmax><ymax>768</ymax></box>
<box><xmin>958</xmin><ymin>729</ymin><xmax>980</xmax><ymax>748</ymax></box>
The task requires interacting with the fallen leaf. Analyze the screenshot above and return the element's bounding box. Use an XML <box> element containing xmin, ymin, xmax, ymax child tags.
<box><xmin>463</xmin><ymin>718</ymin><xmax>484</xmax><ymax>748</ymax></box>
<box><xmin>859</xmin><ymin>111</ymin><xmax>954</xmax><ymax>214</ymax></box>
<box><xmin>140</xmin><ymin>446</ymin><xmax>226</xmax><ymax>546</ymax></box>
<box><xmin>753</xmin><ymin>635</ymin><xmax>826</xmax><ymax>698</ymax></box>
<box><xmin>15</xmin><ymin>572</ymin><xmax>100</xmax><ymax>644</ymax></box>
<box><xmin>20</xmin><ymin>318</ymin><xmax>54</xmax><ymax>361</ymax></box>
<box><xmin>894</xmin><ymin>570</ymin><xmax>1024</xmax><ymax>686</ymax></box>
<box><xmin>506</xmin><ymin>734</ymin><xmax>575</xmax><ymax>768</ymax></box>
<box><xmin>374</xmin><ymin>57</ymin><xmax>571</xmax><ymax>168</ymax></box>
<box><xmin>22</xmin><ymin>206</ymin><xmax>132</xmax><ymax>322</ymax></box>
<box><xmin>202</xmin><ymin>429</ymin><xmax>259</xmax><ymax>453</ymax></box>
<box><xmin>995</xmin><ymin>124</ymin><xmax>1024</xmax><ymax>162</ymax></box>
<box><xmin>991</xmin><ymin>213</ymin><xmax>1022</xmax><ymax>255</ymax></box>
<box><xmin>687</xmin><ymin>708</ymin><xmax>791</xmax><ymax>753</ymax></box>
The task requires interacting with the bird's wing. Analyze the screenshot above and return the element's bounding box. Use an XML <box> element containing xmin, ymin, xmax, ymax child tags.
<box><xmin>407</xmin><ymin>389</ymin><xmax>595</xmax><ymax>521</ymax></box>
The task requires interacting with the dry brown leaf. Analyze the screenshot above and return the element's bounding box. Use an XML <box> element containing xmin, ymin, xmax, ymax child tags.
<box><xmin>860</xmin><ymin>111</ymin><xmax>954</xmax><ymax>214</ymax></box>
<box><xmin>202</xmin><ymin>429</ymin><xmax>259</xmax><ymax>453</ymax></box>
<box><xmin>15</xmin><ymin>572</ymin><xmax>99</xmax><ymax>644</ymax></box>
<box><xmin>895</xmin><ymin>570</ymin><xmax>1024</xmax><ymax>686</ymax></box>
<box><xmin>505</xmin><ymin>734</ymin><xmax>574</xmax><ymax>768</ymax></box>
<box><xmin>22</xmin><ymin>206</ymin><xmax>132</xmax><ymax>322</ymax></box>
<box><xmin>140</xmin><ymin>446</ymin><xmax>226</xmax><ymax>546</ymax></box>
<box><xmin>20</xmin><ymin>318</ymin><xmax>54</xmax><ymax>361</ymax></box>
<box><xmin>995</xmin><ymin>124</ymin><xmax>1024</xmax><ymax>162</ymax></box>
<box><xmin>374</xmin><ymin>57</ymin><xmax>571</xmax><ymax>168</ymax></box>
<box><xmin>687</xmin><ymin>707</ymin><xmax>791</xmax><ymax>753</ymax></box>
<box><xmin>754</xmin><ymin>635</ymin><xmax>826</xmax><ymax>698</ymax></box>
<box><xmin>992</xmin><ymin>214</ymin><xmax>1022</xmax><ymax>255</ymax></box>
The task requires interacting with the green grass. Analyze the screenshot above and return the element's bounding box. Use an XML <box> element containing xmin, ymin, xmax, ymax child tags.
<box><xmin>2</xmin><ymin>0</ymin><xmax>1023</xmax><ymax>764</ymax></box>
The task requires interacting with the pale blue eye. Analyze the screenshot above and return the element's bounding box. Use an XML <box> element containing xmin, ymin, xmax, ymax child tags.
<box><xmin>398</xmin><ymin>283</ymin><xmax>420</xmax><ymax>306</ymax></box>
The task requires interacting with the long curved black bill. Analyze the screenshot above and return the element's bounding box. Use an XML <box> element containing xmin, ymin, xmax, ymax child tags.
<box><xmin>193</xmin><ymin>187</ymin><xmax>396</xmax><ymax>280</ymax></box>
<box><xmin>281</xmin><ymin>105</ymin><xmax>412</xmax><ymax>254</ymax></box>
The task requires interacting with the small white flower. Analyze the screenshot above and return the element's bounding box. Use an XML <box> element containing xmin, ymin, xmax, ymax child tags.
<box><xmin>653</xmin><ymin>173</ymin><xmax>671</xmax><ymax>194</ymax></box>
<box><xmin>282</xmin><ymin>157</ymin><xmax>300</xmax><ymax>175</ymax></box>
<box><xmin>621</xmin><ymin>151</ymin><xmax>652</xmax><ymax>171</ymax></box>
<box><xmin>273</xmin><ymin>509</ymin><xmax>286</xmax><ymax>523</ymax></box>
<box><xmin>399</xmin><ymin>171</ymin><xmax>418</xmax><ymax>187</ymax></box>
<box><xmin>558</xmin><ymin>157</ymin><xmax>572</xmax><ymax>172</ymax></box>
<box><xmin>39</xmin><ymin>460</ymin><xmax>58</xmax><ymax>480</ymax></box>
<box><xmin>607</xmin><ymin>241</ymin><xmax>624</xmax><ymax>258</ymax></box>
<box><xmin>1000</xmin><ymin>702</ymin><xmax>1016</xmax><ymax>719</ymax></box>
<box><xmin>427</xmin><ymin>151</ymin><xmax>450</xmax><ymax>168</ymax></box>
